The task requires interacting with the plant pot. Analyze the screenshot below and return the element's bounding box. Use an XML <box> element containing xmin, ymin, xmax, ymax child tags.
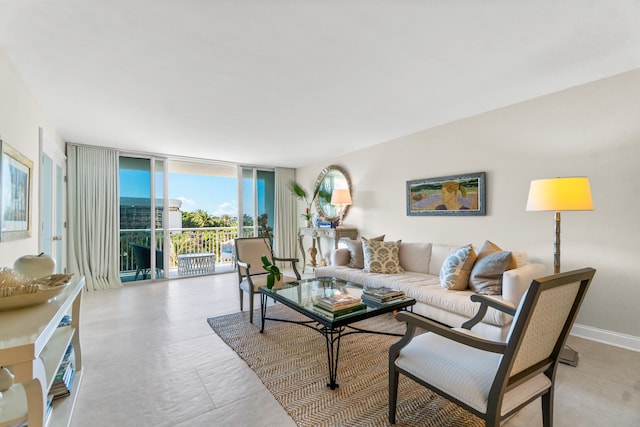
<box><xmin>304</xmin><ymin>220</ymin><xmax>312</xmax><ymax>228</ymax></box>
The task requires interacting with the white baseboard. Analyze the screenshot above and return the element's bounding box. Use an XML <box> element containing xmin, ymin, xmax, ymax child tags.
<box><xmin>571</xmin><ymin>323</ymin><xmax>640</xmax><ymax>352</ymax></box>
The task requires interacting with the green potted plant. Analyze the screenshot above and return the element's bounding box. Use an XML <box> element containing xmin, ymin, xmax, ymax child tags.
<box><xmin>288</xmin><ymin>180</ymin><xmax>320</xmax><ymax>226</ymax></box>
<box><xmin>261</xmin><ymin>255</ymin><xmax>281</xmax><ymax>289</ymax></box>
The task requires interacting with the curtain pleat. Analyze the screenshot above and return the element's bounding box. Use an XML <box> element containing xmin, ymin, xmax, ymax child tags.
<box><xmin>67</xmin><ymin>144</ymin><xmax>123</xmax><ymax>291</ymax></box>
<box><xmin>274</xmin><ymin>168</ymin><xmax>298</xmax><ymax>261</ymax></box>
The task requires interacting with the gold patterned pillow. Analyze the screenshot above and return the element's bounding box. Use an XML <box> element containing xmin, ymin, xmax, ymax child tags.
<box><xmin>363</xmin><ymin>239</ymin><xmax>404</xmax><ymax>274</ymax></box>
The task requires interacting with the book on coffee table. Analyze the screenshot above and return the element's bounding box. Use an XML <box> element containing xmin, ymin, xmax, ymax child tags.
<box><xmin>316</xmin><ymin>293</ymin><xmax>363</xmax><ymax>311</ymax></box>
<box><xmin>362</xmin><ymin>286</ymin><xmax>405</xmax><ymax>303</ymax></box>
<box><xmin>313</xmin><ymin>303</ymin><xmax>367</xmax><ymax>318</ymax></box>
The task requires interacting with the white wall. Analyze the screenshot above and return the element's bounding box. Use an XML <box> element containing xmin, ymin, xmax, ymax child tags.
<box><xmin>296</xmin><ymin>69</ymin><xmax>640</xmax><ymax>346</ymax></box>
<box><xmin>0</xmin><ymin>48</ymin><xmax>65</xmax><ymax>266</ymax></box>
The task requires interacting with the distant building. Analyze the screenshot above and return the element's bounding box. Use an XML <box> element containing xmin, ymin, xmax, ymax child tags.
<box><xmin>120</xmin><ymin>197</ymin><xmax>183</xmax><ymax>230</ymax></box>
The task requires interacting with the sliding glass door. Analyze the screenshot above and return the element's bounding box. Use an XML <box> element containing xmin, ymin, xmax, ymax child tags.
<box><xmin>240</xmin><ymin>167</ymin><xmax>275</xmax><ymax>239</ymax></box>
<box><xmin>119</xmin><ymin>156</ymin><xmax>274</xmax><ymax>281</ymax></box>
<box><xmin>119</xmin><ymin>156</ymin><xmax>166</xmax><ymax>282</ymax></box>
<box><xmin>167</xmin><ymin>161</ymin><xmax>238</xmax><ymax>277</ymax></box>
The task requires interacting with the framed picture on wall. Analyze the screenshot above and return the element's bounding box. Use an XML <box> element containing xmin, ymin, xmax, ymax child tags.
<box><xmin>1</xmin><ymin>140</ymin><xmax>33</xmax><ymax>241</ymax></box>
<box><xmin>406</xmin><ymin>171</ymin><xmax>486</xmax><ymax>216</ymax></box>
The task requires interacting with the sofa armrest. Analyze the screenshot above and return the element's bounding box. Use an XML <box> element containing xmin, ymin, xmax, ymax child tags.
<box><xmin>501</xmin><ymin>262</ymin><xmax>546</xmax><ymax>305</ymax></box>
<box><xmin>331</xmin><ymin>248</ymin><xmax>350</xmax><ymax>266</ymax></box>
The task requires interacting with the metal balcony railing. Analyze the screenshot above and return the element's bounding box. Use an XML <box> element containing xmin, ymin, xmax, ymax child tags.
<box><xmin>120</xmin><ymin>226</ymin><xmax>255</xmax><ymax>278</ymax></box>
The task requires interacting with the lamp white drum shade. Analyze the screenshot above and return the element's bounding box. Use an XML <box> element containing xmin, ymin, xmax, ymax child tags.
<box><xmin>526</xmin><ymin>177</ymin><xmax>593</xmax><ymax>212</ymax></box>
<box><xmin>330</xmin><ymin>188</ymin><xmax>352</xmax><ymax>206</ymax></box>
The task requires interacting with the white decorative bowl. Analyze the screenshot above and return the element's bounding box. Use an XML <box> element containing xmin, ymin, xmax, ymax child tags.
<box><xmin>0</xmin><ymin>274</ymin><xmax>73</xmax><ymax>311</ymax></box>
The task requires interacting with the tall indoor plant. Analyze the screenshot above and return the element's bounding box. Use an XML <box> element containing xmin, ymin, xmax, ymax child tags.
<box><xmin>288</xmin><ymin>180</ymin><xmax>321</xmax><ymax>225</ymax></box>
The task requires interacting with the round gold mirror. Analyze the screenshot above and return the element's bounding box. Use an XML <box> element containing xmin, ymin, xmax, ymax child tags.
<box><xmin>314</xmin><ymin>165</ymin><xmax>351</xmax><ymax>222</ymax></box>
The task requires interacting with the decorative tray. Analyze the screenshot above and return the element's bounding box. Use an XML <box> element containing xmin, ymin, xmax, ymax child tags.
<box><xmin>0</xmin><ymin>272</ymin><xmax>74</xmax><ymax>311</ymax></box>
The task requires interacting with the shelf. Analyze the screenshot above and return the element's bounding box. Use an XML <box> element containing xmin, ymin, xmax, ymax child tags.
<box><xmin>0</xmin><ymin>276</ymin><xmax>84</xmax><ymax>427</ymax></box>
<box><xmin>48</xmin><ymin>369</ymin><xmax>83</xmax><ymax>427</ymax></box>
<box><xmin>41</xmin><ymin>327</ymin><xmax>75</xmax><ymax>392</ymax></box>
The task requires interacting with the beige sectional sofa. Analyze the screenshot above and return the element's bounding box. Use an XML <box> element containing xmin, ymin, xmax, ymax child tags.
<box><xmin>314</xmin><ymin>240</ymin><xmax>546</xmax><ymax>341</ymax></box>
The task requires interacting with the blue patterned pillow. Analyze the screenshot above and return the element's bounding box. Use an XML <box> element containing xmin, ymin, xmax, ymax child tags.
<box><xmin>363</xmin><ymin>239</ymin><xmax>404</xmax><ymax>274</ymax></box>
<box><xmin>439</xmin><ymin>245</ymin><xmax>477</xmax><ymax>290</ymax></box>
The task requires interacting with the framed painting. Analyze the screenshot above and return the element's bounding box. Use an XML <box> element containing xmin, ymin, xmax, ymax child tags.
<box><xmin>1</xmin><ymin>140</ymin><xmax>33</xmax><ymax>240</ymax></box>
<box><xmin>406</xmin><ymin>171</ymin><xmax>486</xmax><ymax>216</ymax></box>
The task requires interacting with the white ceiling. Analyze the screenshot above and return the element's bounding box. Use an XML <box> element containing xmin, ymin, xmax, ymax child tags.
<box><xmin>1</xmin><ymin>1</ymin><xmax>639</xmax><ymax>168</ymax></box>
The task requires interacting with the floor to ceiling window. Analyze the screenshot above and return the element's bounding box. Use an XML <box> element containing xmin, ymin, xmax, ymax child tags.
<box><xmin>119</xmin><ymin>156</ymin><xmax>251</xmax><ymax>281</ymax></box>
<box><xmin>240</xmin><ymin>167</ymin><xmax>275</xmax><ymax>239</ymax></box>
<box><xmin>119</xmin><ymin>156</ymin><xmax>166</xmax><ymax>281</ymax></box>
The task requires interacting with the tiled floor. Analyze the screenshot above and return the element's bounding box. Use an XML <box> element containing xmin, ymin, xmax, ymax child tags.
<box><xmin>71</xmin><ymin>272</ymin><xmax>640</xmax><ymax>426</ymax></box>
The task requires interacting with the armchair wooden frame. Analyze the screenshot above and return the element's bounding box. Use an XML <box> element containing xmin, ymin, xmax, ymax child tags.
<box><xmin>389</xmin><ymin>267</ymin><xmax>596</xmax><ymax>426</ymax></box>
<box><xmin>235</xmin><ymin>237</ymin><xmax>301</xmax><ymax>323</ymax></box>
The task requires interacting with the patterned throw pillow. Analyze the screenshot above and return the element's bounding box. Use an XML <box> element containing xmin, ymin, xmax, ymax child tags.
<box><xmin>439</xmin><ymin>245</ymin><xmax>477</xmax><ymax>290</ymax></box>
<box><xmin>469</xmin><ymin>240</ymin><xmax>512</xmax><ymax>295</ymax></box>
<box><xmin>362</xmin><ymin>239</ymin><xmax>404</xmax><ymax>274</ymax></box>
<box><xmin>341</xmin><ymin>235</ymin><xmax>385</xmax><ymax>269</ymax></box>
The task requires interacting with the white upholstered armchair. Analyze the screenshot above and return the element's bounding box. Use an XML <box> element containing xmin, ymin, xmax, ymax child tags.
<box><xmin>235</xmin><ymin>237</ymin><xmax>301</xmax><ymax>323</ymax></box>
<box><xmin>389</xmin><ymin>267</ymin><xmax>596</xmax><ymax>426</ymax></box>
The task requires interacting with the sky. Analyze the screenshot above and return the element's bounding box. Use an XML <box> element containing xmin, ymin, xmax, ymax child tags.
<box><xmin>120</xmin><ymin>170</ymin><xmax>238</xmax><ymax>216</ymax></box>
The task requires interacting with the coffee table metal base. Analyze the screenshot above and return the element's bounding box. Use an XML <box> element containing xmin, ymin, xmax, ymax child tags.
<box><xmin>259</xmin><ymin>293</ymin><xmax>409</xmax><ymax>390</ymax></box>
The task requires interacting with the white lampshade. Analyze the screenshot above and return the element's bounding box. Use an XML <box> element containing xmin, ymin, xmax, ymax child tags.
<box><xmin>330</xmin><ymin>188</ymin><xmax>352</xmax><ymax>206</ymax></box>
<box><xmin>526</xmin><ymin>177</ymin><xmax>593</xmax><ymax>212</ymax></box>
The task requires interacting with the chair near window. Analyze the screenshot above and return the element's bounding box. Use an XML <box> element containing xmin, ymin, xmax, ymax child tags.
<box><xmin>235</xmin><ymin>237</ymin><xmax>301</xmax><ymax>323</ymax></box>
<box><xmin>130</xmin><ymin>243</ymin><xmax>164</xmax><ymax>280</ymax></box>
<box><xmin>389</xmin><ymin>267</ymin><xmax>596</xmax><ymax>427</ymax></box>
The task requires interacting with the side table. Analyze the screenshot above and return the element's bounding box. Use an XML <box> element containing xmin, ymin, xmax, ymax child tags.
<box><xmin>177</xmin><ymin>253</ymin><xmax>216</xmax><ymax>275</ymax></box>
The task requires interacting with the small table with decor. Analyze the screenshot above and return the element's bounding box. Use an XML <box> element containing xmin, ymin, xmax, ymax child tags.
<box><xmin>177</xmin><ymin>252</ymin><xmax>216</xmax><ymax>275</ymax></box>
<box><xmin>258</xmin><ymin>277</ymin><xmax>415</xmax><ymax>389</ymax></box>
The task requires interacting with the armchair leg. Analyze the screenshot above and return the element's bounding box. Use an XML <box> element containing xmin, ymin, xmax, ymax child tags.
<box><xmin>542</xmin><ymin>389</ymin><xmax>554</xmax><ymax>427</ymax></box>
<box><xmin>239</xmin><ymin>288</ymin><xmax>244</xmax><ymax>311</ymax></box>
<box><xmin>249</xmin><ymin>291</ymin><xmax>254</xmax><ymax>324</ymax></box>
<box><xmin>388</xmin><ymin>365</ymin><xmax>399</xmax><ymax>424</ymax></box>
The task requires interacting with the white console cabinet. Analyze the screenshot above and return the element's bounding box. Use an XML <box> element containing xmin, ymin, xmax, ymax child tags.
<box><xmin>0</xmin><ymin>276</ymin><xmax>84</xmax><ymax>427</ymax></box>
<box><xmin>297</xmin><ymin>227</ymin><xmax>358</xmax><ymax>272</ymax></box>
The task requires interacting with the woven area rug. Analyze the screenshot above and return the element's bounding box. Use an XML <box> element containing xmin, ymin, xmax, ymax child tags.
<box><xmin>207</xmin><ymin>305</ymin><xmax>483</xmax><ymax>427</ymax></box>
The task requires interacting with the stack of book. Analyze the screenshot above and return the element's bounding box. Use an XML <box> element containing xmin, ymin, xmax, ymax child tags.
<box><xmin>49</xmin><ymin>344</ymin><xmax>75</xmax><ymax>400</ymax></box>
<box><xmin>314</xmin><ymin>293</ymin><xmax>366</xmax><ymax>318</ymax></box>
<box><xmin>361</xmin><ymin>286</ymin><xmax>406</xmax><ymax>306</ymax></box>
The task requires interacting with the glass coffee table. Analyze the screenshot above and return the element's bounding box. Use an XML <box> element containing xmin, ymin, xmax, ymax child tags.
<box><xmin>259</xmin><ymin>277</ymin><xmax>415</xmax><ymax>389</ymax></box>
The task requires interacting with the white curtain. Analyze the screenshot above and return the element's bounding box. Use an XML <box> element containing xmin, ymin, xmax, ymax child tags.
<box><xmin>274</xmin><ymin>168</ymin><xmax>298</xmax><ymax>260</ymax></box>
<box><xmin>67</xmin><ymin>144</ymin><xmax>123</xmax><ymax>291</ymax></box>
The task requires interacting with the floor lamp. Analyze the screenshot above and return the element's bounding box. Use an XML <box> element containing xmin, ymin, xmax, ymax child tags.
<box><xmin>526</xmin><ymin>176</ymin><xmax>593</xmax><ymax>366</ymax></box>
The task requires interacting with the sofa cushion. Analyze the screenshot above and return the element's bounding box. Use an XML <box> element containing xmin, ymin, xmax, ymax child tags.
<box><xmin>439</xmin><ymin>245</ymin><xmax>477</xmax><ymax>290</ymax></box>
<box><xmin>399</xmin><ymin>242</ymin><xmax>432</xmax><ymax>274</ymax></box>
<box><xmin>341</xmin><ymin>235</ymin><xmax>384</xmax><ymax>269</ymax></box>
<box><xmin>429</xmin><ymin>244</ymin><xmax>461</xmax><ymax>275</ymax></box>
<box><xmin>469</xmin><ymin>241</ymin><xmax>512</xmax><ymax>295</ymax></box>
<box><xmin>363</xmin><ymin>239</ymin><xmax>404</xmax><ymax>274</ymax></box>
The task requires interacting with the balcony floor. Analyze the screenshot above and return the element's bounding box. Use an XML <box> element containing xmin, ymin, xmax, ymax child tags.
<box><xmin>121</xmin><ymin>261</ymin><xmax>236</xmax><ymax>283</ymax></box>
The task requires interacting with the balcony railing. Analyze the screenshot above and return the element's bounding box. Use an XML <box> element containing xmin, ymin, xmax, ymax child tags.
<box><xmin>120</xmin><ymin>226</ymin><xmax>255</xmax><ymax>278</ymax></box>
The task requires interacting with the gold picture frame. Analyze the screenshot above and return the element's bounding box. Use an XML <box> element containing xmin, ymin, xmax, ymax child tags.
<box><xmin>1</xmin><ymin>140</ymin><xmax>33</xmax><ymax>241</ymax></box>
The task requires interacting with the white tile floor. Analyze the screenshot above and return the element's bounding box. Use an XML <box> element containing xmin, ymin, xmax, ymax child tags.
<box><xmin>71</xmin><ymin>272</ymin><xmax>640</xmax><ymax>426</ymax></box>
